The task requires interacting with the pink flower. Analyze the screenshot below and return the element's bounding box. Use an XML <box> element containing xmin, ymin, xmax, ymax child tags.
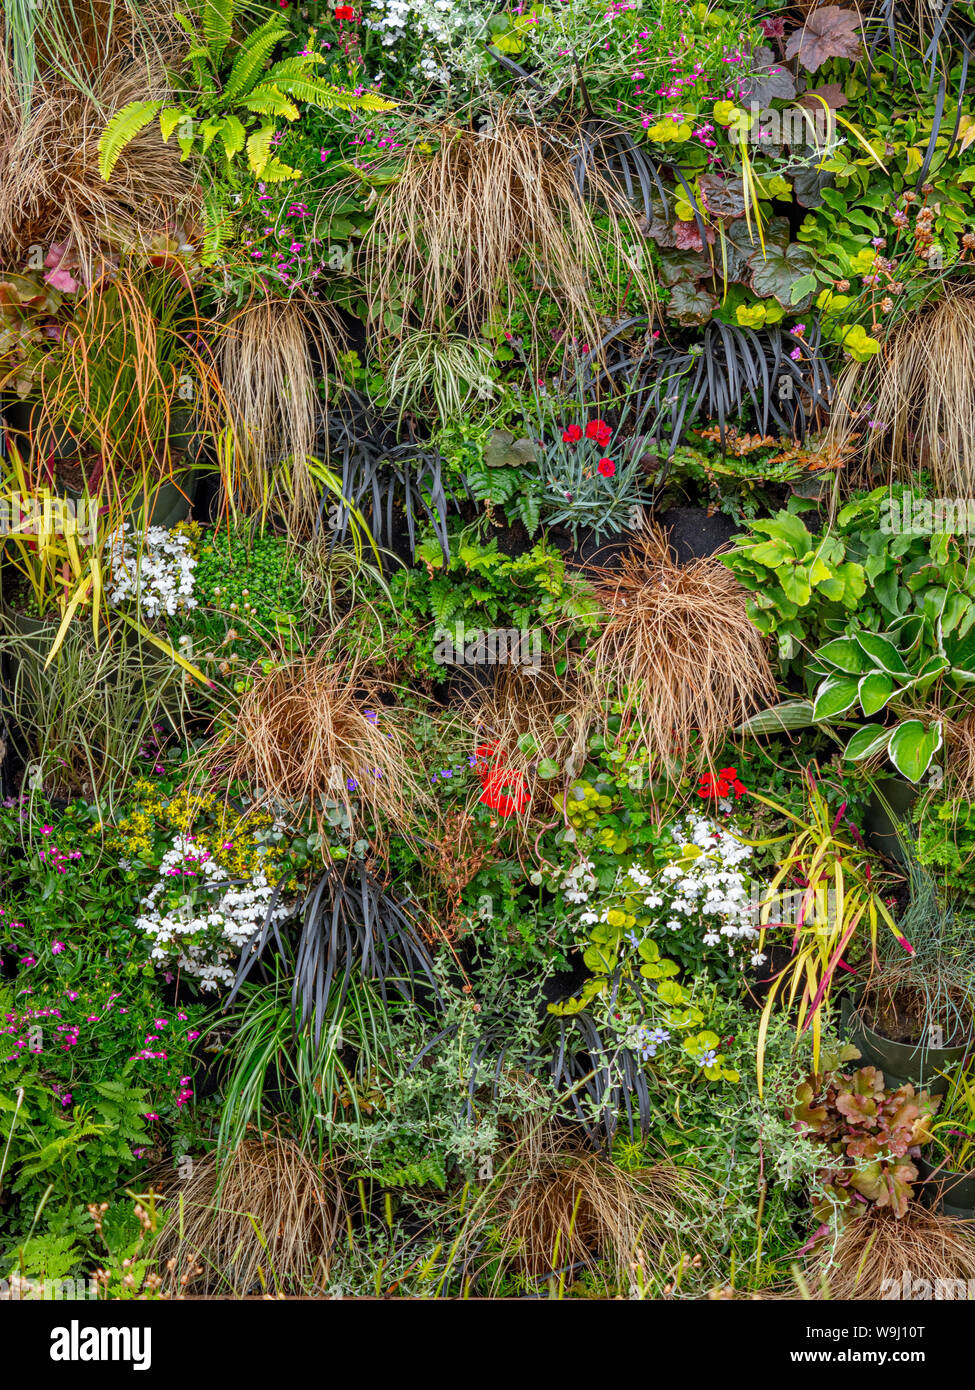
<box><xmin>51</xmin><ymin>940</ymin><xmax>66</xmax><ymax>955</ymax></box>
<box><xmin>597</xmin><ymin>458</ymin><xmax>616</xmax><ymax>478</ymax></box>
<box><xmin>562</xmin><ymin>424</ymin><xmax>583</xmax><ymax>442</ymax></box>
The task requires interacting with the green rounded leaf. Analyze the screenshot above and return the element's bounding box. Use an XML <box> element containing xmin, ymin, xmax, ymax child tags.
<box><xmin>888</xmin><ymin>720</ymin><xmax>943</xmax><ymax>783</ymax></box>
<box><xmin>812</xmin><ymin>675</ymin><xmax>861</xmax><ymax>721</ymax></box>
<box><xmin>844</xmin><ymin>723</ymin><xmax>892</xmax><ymax>761</ymax></box>
<box><xmin>858</xmin><ymin>670</ymin><xmax>895</xmax><ymax>716</ymax></box>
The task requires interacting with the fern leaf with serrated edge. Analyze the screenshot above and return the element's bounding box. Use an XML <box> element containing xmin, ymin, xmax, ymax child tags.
<box><xmin>265</xmin><ymin>55</ymin><xmax>325</xmax><ymax>78</ymax></box>
<box><xmin>261</xmin><ymin>156</ymin><xmax>302</xmax><ymax>181</ymax></box>
<box><xmin>239</xmin><ymin>85</ymin><xmax>300</xmax><ymax>119</ymax></box>
<box><xmin>200</xmin><ymin>0</ymin><xmax>234</xmax><ymax>63</ymax></box>
<box><xmin>268</xmin><ymin>76</ymin><xmax>395</xmax><ymax>111</ymax></box>
<box><xmin>159</xmin><ymin>105</ymin><xmax>188</xmax><ymax>141</ymax></box>
<box><xmin>97</xmin><ymin>100</ymin><xmax>164</xmax><ymax>180</ymax></box>
<box><xmin>201</xmin><ymin>185</ymin><xmax>229</xmax><ymax>264</ymax></box>
<box><xmin>199</xmin><ymin>117</ymin><xmax>222</xmax><ymax>153</ymax></box>
<box><xmin>518</xmin><ymin>490</ymin><xmax>541</xmax><ymax>536</ymax></box>
<box><xmin>220</xmin><ymin>112</ymin><xmax>245</xmax><ymax>158</ymax></box>
<box><xmin>222</xmin><ymin>15</ymin><xmax>287</xmax><ymax>104</ymax></box>
<box><xmin>245</xmin><ymin>124</ymin><xmax>273</xmax><ymax>175</ymax></box>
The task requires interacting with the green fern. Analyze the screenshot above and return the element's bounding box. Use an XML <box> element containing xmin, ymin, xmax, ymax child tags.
<box><xmin>91</xmin><ymin>1082</ymin><xmax>151</xmax><ymax>1155</ymax></box>
<box><xmin>98</xmin><ymin>2</ymin><xmax>391</xmax><ymax>186</ymax></box>
<box><xmin>5</xmin><ymin>1232</ymin><xmax>81</xmax><ymax>1283</ymax></box>
<box><xmin>221</xmin><ymin>14</ymin><xmax>289</xmax><ymax>104</ymax></box>
<box><xmin>97</xmin><ymin>100</ymin><xmax>164</xmax><ymax>180</ymax></box>
<box><xmin>200</xmin><ymin>0</ymin><xmax>235</xmax><ymax>64</ymax></box>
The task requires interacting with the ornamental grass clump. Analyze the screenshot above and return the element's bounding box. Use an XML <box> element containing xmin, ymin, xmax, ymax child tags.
<box><xmin>207</xmin><ymin>648</ymin><xmax>430</xmax><ymax>847</ymax></box>
<box><xmin>828</xmin><ymin>287</ymin><xmax>975</xmax><ymax>497</ymax></box>
<box><xmin>802</xmin><ymin>1203</ymin><xmax>975</xmax><ymax>1300</ymax></box>
<box><xmin>479</xmin><ymin>1119</ymin><xmax>711</xmax><ymax>1290</ymax></box>
<box><xmin>584</xmin><ymin>525</ymin><xmax>777</xmax><ymax>777</ymax></box>
<box><xmin>0</xmin><ymin>16</ymin><xmax>192</xmax><ymax>272</ymax></box>
<box><xmin>363</xmin><ymin>102</ymin><xmax>652</xmax><ymax>355</ymax></box>
<box><xmin>156</xmin><ymin>1131</ymin><xmax>344</xmax><ymax>1296</ymax></box>
<box><xmin>216</xmin><ymin>291</ymin><xmax>347</xmax><ymax>535</ymax></box>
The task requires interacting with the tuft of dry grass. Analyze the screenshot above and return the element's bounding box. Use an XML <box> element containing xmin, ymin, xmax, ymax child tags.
<box><xmin>363</xmin><ymin>103</ymin><xmax>653</xmax><ymax>357</ymax></box>
<box><xmin>459</xmin><ymin>661</ymin><xmax>595</xmax><ymax>824</ymax></box>
<box><xmin>827</xmin><ymin>289</ymin><xmax>975</xmax><ymax>497</ymax></box>
<box><xmin>0</xmin><ymin>35</ymin><xmax>194</xmax><ymax>273</ymax></box>
<box><xmin>204</xmin><ymin>647</ymin><xmax>431</xmax><ymax>847</ymax></box>
<box><xmin>156</xmin><ymin>1133</ymin><xmax>344</xmax><ymax>1296</ymax></box>
<box><xmin>943</xmin><ymin>703</ymin><xmax>975</xmax><ymax>798</ymax></box>
<box><xmin>803</xmin><ymin>1204</ymin><xmax>975</xmax><ymax>1300</ymax></box>
<box><xmin>583</xmin><ymin>525</ymin><xmax>777</xmax><ymax>777</ymax></box>
<box><xmin>481</xmin><ymin>1119</ymin><xmax>711</xmax><ymax>1289</ymax></box>
<box><xmin>23</xmin><ymin>260</ymin><xmax>224</xmax><ymax>486</ymax></box>
<box><xmin>216</xmin><ymin>291</ymin><xmax>347</xmax><ymax>535</ymax></box>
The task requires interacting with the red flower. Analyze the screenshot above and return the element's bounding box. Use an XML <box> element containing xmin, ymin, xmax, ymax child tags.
<box><xmin>597</xmin><ymin>457</ymin><xmax>616</xmax><ymax>478</ymax></box>
<box><xmin>479</xmin><ymin>767</ymin><xmax>530</xmax><ymax>818</ymax></box>
<box><xmin>472</xmin><ymin>740</ymin><xmax>530</xmax><ymax>816</ymax></box>
<box><xmin>585</xmin><ymin>419</ymin><xmax>612</xmax><ymax>447</ymax></box>
<box><xmin>697</xmin><ymin>767</ymin><xmax>748</xmax><ymax>800</ymax></box>
<box><xmin>334</xmin><ymin>3</ymin><xmax>355</xmax><ymax>15</ymax></box>
<box><xmin>562</xmin><ymin>424</ymin><xmax>583</xmax><ymax>443</ymax></box>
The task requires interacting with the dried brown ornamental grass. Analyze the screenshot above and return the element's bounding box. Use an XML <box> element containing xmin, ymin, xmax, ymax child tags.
<box><xmin>0</xmin><ymin>35</ymin><xmax>194</xmax><ymax>272</ymax></box>
<box><xmin>803</xmin><ymin>1204</ymin><xmax>975</xmax><ymax>1300</ymax></box>
<box><xmin>363</xmin><ymin>103</ymin><xmax>654</xmax><ymax>356</ymax></box>
<box><xmin>481</xmin><ymin>1120</ymin><xmax>711</xmax><ymax>1289</ymax></box>
<box><xmin>205</xmin><ymin>648</ymin><xmax>430</xmax><ymax>846</ymax></box>
<box><xmin>584</xmin><ymin>525</ymin><xmax>777</xmax><ymax>777</ymax></box>
<box><xmin>156</xmin><ymin>1133</ymin><xmax>344</xmax><ymax>1296</ymax></box>
<box><xmin>826</xmin><ymin>288</ymin><xmax>975</xmax><ymax>498</ymax></box>
<box><xmin>216</xmin><ymin>291</ymin><xmax>347</xmax><ymax>534</ymax></box>
<box><xmin>458</xmin><ymin>661</ymin><xmax>595</xmax><ymax>819</ymax></box>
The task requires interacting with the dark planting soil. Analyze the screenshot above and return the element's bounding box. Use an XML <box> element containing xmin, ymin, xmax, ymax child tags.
<box><xmin>860</xmin><ymin>987</ymin><xmax>973</xmax><ymax>1046</ymax></box>
<box><xmin>655</xmin><ymin>505</ymin><xmax>739</xmax><ymax>563</ymax></box>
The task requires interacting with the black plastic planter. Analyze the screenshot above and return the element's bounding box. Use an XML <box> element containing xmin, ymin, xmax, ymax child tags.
<box><xmin>862</xmin><ymin>774</ymin><xmax>920</xmax><ymax>866</ymax></box>
<box><xmin>917</xmin><ymin>1155</ymin><xmax>975</xmax><ymax>1219</ymax></box>
<box><xmin>839</xmin><ymin>991</ymin><xmax>969</xmax><ymax>1094</ymax></box>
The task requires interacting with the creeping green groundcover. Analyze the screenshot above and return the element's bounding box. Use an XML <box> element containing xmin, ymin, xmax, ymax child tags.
<box><xmin>3</xmin><ymin>0</ymin><xmax>975</xmax><ymax>1317</ymax></box>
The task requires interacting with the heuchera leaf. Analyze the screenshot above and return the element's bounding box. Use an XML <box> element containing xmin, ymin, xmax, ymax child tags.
<box><xmin>785</xmin><ymin>7</ymin><xmax>863</xmax><ymax>73</ymax></box>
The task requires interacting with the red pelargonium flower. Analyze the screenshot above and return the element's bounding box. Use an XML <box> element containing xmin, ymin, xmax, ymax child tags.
<box><xmin>597</xmin><ymin>457</ymin><xmax>616</xmax><ymax>478</ymax></box>
<box><xmin>697</xmin><ymin>766</ymin><xmax>748</xmax><ymax>800</ymax></box>
<box><xmin>562</xmin><ymin>424</ymin><xmax>583</xmax><ymax>443</ymax></box>
<box><xmin>585</xmin><ymin>419</ymin><xmax>612</xmax><ymax>447</ymax></box>
<box><xmin>472</xmin><ymin>740</ymin><xmax>530</xmax><ymax>817</ymax></box>
<box><xmin>479</xmin><ymin>767</ymin><xmax>530</xmax><ymax>818</ymax></box>
<box><xmin>334</xmin><ymin>4</ymin><xmax>356</xmax><ymax>17</ymax></box>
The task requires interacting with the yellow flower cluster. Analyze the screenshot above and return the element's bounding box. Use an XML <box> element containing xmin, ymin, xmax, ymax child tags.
<box><xmin>103</xmin><ymin>779</ymin><xmax>293</xmax><ymax>888</ymax></box>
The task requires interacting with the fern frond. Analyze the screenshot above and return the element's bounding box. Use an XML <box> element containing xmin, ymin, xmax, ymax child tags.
<box><xmin>239</xmin><ymin>84</ymin><xmax>300</xmax><ymax>120</ymax></box>
<box><xmin>270</xmin><ymin>77</ymin><xmax>395</xmax><ymax>112</ymax></box>
<box><xmin>222</xmin><ymin>15</ymin><xmax>287</xmax><ymax>104</ymax></box>
<box><xmin>219</xmin><ymin>113</ymin><xmax>246</xmax><ymax>159</ymax></box>
<box><xmin>200</xmin><ymin>0</ymin><xmax>234</xmax><ymax>64</ymax></box>
<box><xmin>97</xmin><ymin>100</ymin><xmax>165</xmax><ymax>181</ymax></box>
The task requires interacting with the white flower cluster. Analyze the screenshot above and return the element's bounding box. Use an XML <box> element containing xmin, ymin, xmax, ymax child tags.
<box><xmin>363</xmin><ymin>0</ymin><xmax>489</xmax><ymax>81</ymax></box>
<box><xmin>572</xmin><ymin>815</ymin><xmax>764</xmax><ymax>967</ymax></box>
<box><xmin>653</xmin><ymin>814</ymin><xmax>764</xmax><ymax>964</ymax></box>
<box><xmin>134</xmin><ymin>835</ymin><xmax>290</xmax><ymax>992</ymax></box>
<box><xmin>107</xmin><ymin>525</ymin><xmax>197</xmax><ymax>619</ymax></box>
<box><xmin>560</xmin><ymin>858</ymin><xmax>598</xmax><ymax>904</ymax></box>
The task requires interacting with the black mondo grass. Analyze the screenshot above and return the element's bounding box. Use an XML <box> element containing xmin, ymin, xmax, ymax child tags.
<box><xmin>583</xmin><ymin>315</ymin><xmax>833</xmax><ymax>456</ymax></box>
<box><xmin>319</xmin><ymin>388</ymin><xmax>460</xmax><ymax>561</ymax></box>
<box><xmin>228</xmin><ymin>861</ymin><xmax>443</xmax><ymax>1047</ymax></box>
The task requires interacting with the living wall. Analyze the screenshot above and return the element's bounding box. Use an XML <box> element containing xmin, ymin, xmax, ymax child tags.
<box><xmin>3</xmin><ymin>0</ymin><xmax>975</xmax><ymax>1312</ymax></box>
